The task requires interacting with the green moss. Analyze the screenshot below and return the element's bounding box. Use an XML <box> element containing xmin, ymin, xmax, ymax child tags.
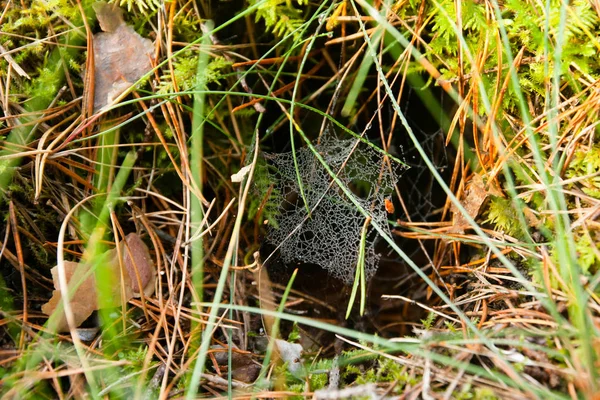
<box><xmin>454</xmin><ymin>384</ymin><xmax>501</xmax><ymax>400</ymax></box>
<box><xmin>249</xmin><ymin>0</ymin><xmax>308</xmax><ymax>40</ymax></box>
<box><xmin>485</xmin><ymin>196</ymin><xmax>524</xmax><ymax>238</ymax></box>
<box><xmin>109</xmin><ymin>0</ymin><xmax>160</xmax><ymax>13</ymax></box>
<box><xmin>339</xmin><ymin>353</ymin><xmax>412</xmax><ymax>393</ymax></box>
<box><xmin>158</xmin><ymin>53</ymin><xmax>232</xmax><ymax>95</ymax></box>
<box><xmin>309</xmin><ymin>372</ymin><xmax>328</xmax><ymax>391</ymax></box>
<box><xmin>248</xmin><ymin>155</ymin><xmax>282</xmax><ymax>228</ymax></box>
<box><xmin>421</xmin><ymin>311</ymin><xmax>436</xmax><ymax>330</ymax></box>
<box><xmin>574</xmin><ymin>233</ymin><xmax>600</xmax><ymax>275</ymax></box>
<box><xmin>288</xmin><ymin>322</ymin><xmax>301</xmax><ymax>342</ymax></box>
<box><xmin>566</xmin><ymin>145</ymin><xmax>600</xmax><ymax>199</ymax></box>
<box><xmin>428</xmin><ymin>0</ymin><xmax>600</xmax><ymax>115</ymax></box>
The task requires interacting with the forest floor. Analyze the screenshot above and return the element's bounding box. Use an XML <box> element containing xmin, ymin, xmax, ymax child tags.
<box><xmin>1</xmin><ymin>0</ymin><xmax>600</xmax><ymax>399</ymax></box>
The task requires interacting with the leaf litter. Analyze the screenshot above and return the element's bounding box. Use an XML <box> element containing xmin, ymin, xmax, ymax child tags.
<box><xmin>42</xmin><ymin>233</ymin><xmax>156</xmax><ymax>332</ymax></box>
<box><xmin>449</xmin><ymin>173</ymin><xmax>501</xmax><ymax>234</ymax></box>
<box><xmin>91</xmin><ymin>2</ymin><xmax>154</xmax><ymax>112</ymax></box>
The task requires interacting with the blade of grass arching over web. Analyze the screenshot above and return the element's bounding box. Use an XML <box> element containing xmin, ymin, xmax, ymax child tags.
<box><xmin>341</xmin><ymin>29</ymin><xmax>382</xmax><ymax>117</ymax></box>
<box><xmin>100</xmin><ymin>90</ymin><xmax>407</xmax><ymax>166</ymax></box>
<box><xmin>287</xmin><ymin>1</ymin><xmax>334</xmax><ymax>218</ymax></box>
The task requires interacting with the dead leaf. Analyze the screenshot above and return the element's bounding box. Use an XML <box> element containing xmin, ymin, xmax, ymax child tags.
<box><xmin>91</xmin><ymin>2</ymin><xmax>154</xmax><ymax>111</ymax></box>
<box><xmin>120</xmin><ymin>233</ymin><xmax>156</xmax><ymax>297</ymax></box>
<box><xmin>211</xmin><ymin>346</ymin><xmax>261</xmax><ymax>383</ymax></box>
<box><xmin>93</xmin><ymin>2</ymin><xmax>124</xmax><ymax>33</ymax></box>
<box><xmin>450</xmin><ymin>173</ymin><xmax>489</xmax><ymax>234</ymax></box>
<box><xmin>42</xmin><ymin>233</ymin><xmax>156</xmax><ymax>332</ymax></box>
<box><xmin>41</xmin><ymin>261</ymin><xmax>98</xmax><ymax>333</ymax></box>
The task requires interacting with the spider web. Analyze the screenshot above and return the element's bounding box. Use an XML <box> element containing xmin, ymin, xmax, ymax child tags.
<box><xmin>397</xmin><ymin>126</ymin><xmax>449</xmax><ymax>221</ymax></box>
<box><xmin>260</xmin><ymin>134</ymin><xmax>403</xmax><ymax>284</ymax></box>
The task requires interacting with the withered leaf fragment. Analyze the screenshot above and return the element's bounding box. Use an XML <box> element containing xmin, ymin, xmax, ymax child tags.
<box><xmin>211</xmin><ymin>346</ymin><xmax>261</xmax><ymax>383</ymax></box>
<box><xmin>91</xmin><ymin>2</ymin><xmax>154</xmax><ymax>111</ymax></box>
<box><xmin>450</xmin><ymin>173</ymin><xmax>493</xmax><ymax>234</ymax></box>
<box><xmin>42</xmin><ymin>233</ymin><xmax>156</xmax><ymax>332</ymax></box>
<box><xmin>120</xmin><ymin>232</ymin><xmax>156</xmax><ymax>297</ymax></box>
<box><xmin>93</xmin><ymin>1</ymin><xmax>124</xmax><ymax>32</ymax></box>
<box><xmin>41</xmin><ymin>261</ymin><xmax>97</xmax><ymax>333</ymax></box>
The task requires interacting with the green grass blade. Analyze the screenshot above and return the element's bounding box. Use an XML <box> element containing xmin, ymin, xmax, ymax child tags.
<box><xmin>346</xmin><ymin>217</ymin><xmax>369</xmax><ymax>319</ymax></box>
<box><xmin>341</xmin><ymin>29</ymin><xmax>381</xmax><ymax>117</ymax></box>
<box><xmin>254</xmin><ymin>268</ymin><xmax>298</xmax><ymax>392</ymax></box>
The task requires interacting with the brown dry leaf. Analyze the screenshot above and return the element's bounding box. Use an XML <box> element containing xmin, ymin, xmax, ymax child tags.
<box><xmin>92</xmin><ymin>2</ymin><xmax>154</xmax><ymax>111</ymax></box>
<box><xmin>42</xmin><ymin>233</ymin><xmax>156</xmax><ymax>332</ymax></box>
<box><xmin>93</xmin><ymin>2</ymin><xmax>124</xmax><ymax>33</ymax></box>
<box><xmin>120</xmin><ymin>233</ymin><xmax>156</xmax><ymax>297</ymax></box>
<box><xmin>41</xmin><ymin>261</ymin><xmax>98</xmax><ymax>333</ymax></box>
<box><xmin>211</xmin><ymin>346</ymin><xmax>261</xmax><ymax>383</ymax></box>
<box><xmin>450</xmin><ymin>173</ymin><xmax>490</xmax><ymax>234</ymax></box>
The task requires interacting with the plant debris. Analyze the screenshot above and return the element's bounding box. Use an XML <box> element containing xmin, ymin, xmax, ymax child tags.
<box><xmin>41</xmin><ymin>233</ymin><xmax>156</xmax><ymax>332</ymax></box>
<box><xmin>275</xmin><ymin>339</ymin><xmax>303</xmax><ymax>375</ymax></box>
<box><xmin>450</xmin><ymin>173</ymin><xmax>496</xmax><ymax>233</ymax></box>
<box><xmin>210</xmin><ymin>346</ymin><xmax>261</xmax><ymax>383</ymax></box>
<box><xmin>120</xmin><ymin>232</ymin><xmax>156</xmax><ymax>296</ymax></box>
<box><xmin>41</xmin><ymin>261</ymin><xmax>98</xmax><ymax>333</ymax></box>
<box><xmin>91</xmin><ymin>2</ymin><xmax>154</xmax><ymax>111</ymax></box>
